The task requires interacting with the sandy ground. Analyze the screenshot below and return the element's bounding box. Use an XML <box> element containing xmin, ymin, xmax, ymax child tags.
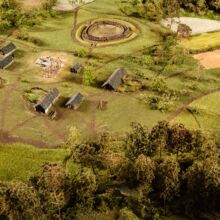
<box><xmin>162</xmin><ymin>17</ymin><xmax>220</xmax><ymax>35</ymax></box>
<box><xmin>53</xmin><ymin>0</ymin><xmax>78</xmax><ymax>11</ymax></box>
<box><xmin>194</xmin><ymin>49</ymin><xmax>220</xmax><ymax>69</ymax></box>
<box><xmin>17</xmin><ymin>0</ymin><xmax>46</xmax><ymax>9</ymax></box>
<box><xmin>53</xmin><ymin>0</ymin><xmax>94</xmax><ymax>11</ymax></box>
<box><xmin>27</xmin><ymin>51</ymin><xmax>74</xmax><ymax>82</ymax></box>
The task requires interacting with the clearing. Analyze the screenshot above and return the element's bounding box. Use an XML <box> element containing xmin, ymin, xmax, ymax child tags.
<box><xmin>162</xmin><ymin>17</ymin><xmax>220</xmax><ymax>35</ymax></box>
<box><xmin>194</xmin><ymin>49</ymin><xmax>220</xmax><ymax>69</ymax></box>
<box><xmin>17</xmin><ymin>0</ymin><xmax>46</xmax><ymax>9</ymax></box>
<box><xmin>0</xmin><ymin>0</ymin><xmax>219</xmax><ymax>181</ymax></box>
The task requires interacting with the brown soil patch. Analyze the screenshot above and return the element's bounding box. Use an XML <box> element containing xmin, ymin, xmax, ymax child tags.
<box><xmin>17</xmin><ymin>0</ymin><xmax>46</xmax><ymax>10</ymax></box>
<box><xmin>194</xmin><ymin>49</ymin><xmax>220</xmax><ymax>69</ymax></box>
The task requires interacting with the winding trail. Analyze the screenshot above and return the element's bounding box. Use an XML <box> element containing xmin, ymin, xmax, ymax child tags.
<box><xmin>43</xmin><ymin>118</ymin><xmax>66</xmax><ymax>143</ymax></box>
<box><xmin>167</xmin><ymin>88</ymin><xmax>220</xmax><ymax>121</ymax></box>
<box><xmin>9</xmin><ymin>115</ymin><xmax>38</xmax><ymax>133</ymax></box>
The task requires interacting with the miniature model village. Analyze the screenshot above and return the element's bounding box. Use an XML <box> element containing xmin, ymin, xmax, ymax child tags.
<box><xmin>0</xmin><ymin>0</ymin><xmax>220</xmax><ymax>219</ymax></box>
<box><xmin>0</xmin><ymin>0</ymin><xmax>219</xmax><ymax>148</ymax></box>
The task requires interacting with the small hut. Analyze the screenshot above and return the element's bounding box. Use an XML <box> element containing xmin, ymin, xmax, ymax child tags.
<box><xmin>102</xmin><ymin>67</ymin><xmax>127</xmax><ymax>90</ymax></box>
<box><xmin>70</xmin><ymin>63</ymin><xmax>83</xmax><ymax>74</ymax></box>
<box><xmin>0</xmin><ymin>55</ymin><xmax>14</xmax><ymax>69</ymax></box>
<box><xmin>177</xmin><ymin>24</ymin><xmax>192</xmax><ymax>38</ymax></box>
<box><xmin>34</xmin><ymin>88</ymin><xmax>59</xmax><ymax>114</ymax></box>
<box><xmin>0</xmin><ymin>42</ymin><xmax>16</xmax><ymax>57</ymax></box>
<box><xmin>65</xmin><ymin>92</ymin><xmax>84</xmax><ymax>110</ymax></box>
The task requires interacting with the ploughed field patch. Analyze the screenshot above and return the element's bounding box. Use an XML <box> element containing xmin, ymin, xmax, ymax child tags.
<box><xmin>16</xmin><ymin>0</ymin><xmax>46</xmax><ymax>9</ymax></box>
<box><xmin>194</xmin><ymin>49</ymin><xmax>220</xmax><ymax>69</ymax></box>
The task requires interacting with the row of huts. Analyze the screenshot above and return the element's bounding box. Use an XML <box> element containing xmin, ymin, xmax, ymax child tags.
<box><xmin>35</xmin><ymin>67</ymin><xmax>128</xmax><ymax>114</ymax></box>
<box><xmin>0</xmin><ymin>43</ymin><xmax>16</xmax><ymax>69</ymax></box>
<box><xmin>34</xmin><ymin>89</ymin><xmax>84</xmax><ymax>114</ymax></box>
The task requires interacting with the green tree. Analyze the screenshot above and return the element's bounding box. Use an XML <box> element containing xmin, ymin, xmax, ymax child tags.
<box><xmin>65</xmin><ymin>126</ymin><xmax>81</xmax><ymax>148</ymax></box>
<box><xmin>168</xmin><ymin>123</ymin><xmax>194</xmax><ymax>155</ymax></box>
<box><xmin>149</xmin><ymin>121</ymin><xmax>169</xmax><ymax>157</ymax></box>
<box><xmin>82</xmin><ymin>66</ymin><xmax>95</xmax><ymax>86</ymax></box>
<box><xmin>0</xmin><ymin>181</ymin><xmax>42</xmax><ymax>220</ymax></box>
<box><xmin>30</xmin><ymin>163</ymin><xmax>67</xmax><ymax>218</ymax></box>
<box><xmin>119</xmin><ymin>207</ymin><xmax>139</xmax><ymax>220</ymax></box>
<box><xmin>184</xmin><ymin>158</ymin><xmax>220</xmax><ymax>213</ymax></box>
<box><xmin>134</xmin><ymin>154</ymin><xmax>155</xmax><ymax>196</ymax></box>
<box><xmin>67</xmin><ymin>168</ymin><xmax>97</xmax><ymax>207</ymax></box>
<box><xmin>154</xmin><ymin>157</ymin><xmax>180</xmax><ymax>211</ymax></box>
<box><xmin>125</xmin><ymin>122</ymin><xmax>150</xmax><ymax>160</ymax></box>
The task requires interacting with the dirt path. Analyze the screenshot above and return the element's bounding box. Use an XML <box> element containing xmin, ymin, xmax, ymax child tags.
<box><xmin>9</xmin><ymin>115</ymin><xmax>38</xmax><ymax>133</ymax></box>
<box><xmin>73</xmin><ymin>8</ymin><xmax>79</xmax><ymax>31</ymax></box>
<box><xmin>0</xmin><ymin>130</ymin><xmax>49</xmax><ymax>148</ymax></box>
<box><xmin>0</xmin><ymin>84</ymin><xmax>17</xmax><ymax>130</ymax></box>
<box><xmin>167</xmin><ymin>88</ymin><xmax>220</xmax><ymax>121</ymax></box>
<box><xmin>43</xmin><ymin>118</ymin><xmax>66</xmax><ymax>143</ymax></box>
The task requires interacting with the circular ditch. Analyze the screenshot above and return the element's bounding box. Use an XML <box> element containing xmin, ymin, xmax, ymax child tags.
<box><xmin>75</xmin><ymin>18</ymin><xmax>139</xmax><ymax>47</ymax></box>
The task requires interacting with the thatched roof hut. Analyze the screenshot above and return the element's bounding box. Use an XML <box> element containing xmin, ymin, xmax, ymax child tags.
<box><xmin>102</xmin><ymin>67</ymin><xmax>127</xmax><ymax>90</ymax></box>
<box><xmin>34</xmin><ymin>88</ymin><xmax>60</xmax><ymax>114</ymax></box>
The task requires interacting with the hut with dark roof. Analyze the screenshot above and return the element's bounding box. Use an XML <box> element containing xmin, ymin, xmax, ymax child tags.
<box><xmin>34</xmin><ymin>88</ymin><xmax>59</xmax><ymax>114</ymax></box>
<box><xmin>65</xmin><ymin>92</ymin><xmax>84</xmax><ymax>110</ymax></box>
<box><xmin>0</xmin><ymin>55</ymin><xmax>14</xmax><ymax>69</ymax></box>
<box><xmin>102</xmin><ymin>67</ymin><xmax>127</xmax><ymax>90</ymax></box>
<box><xmin>0</xmin><ymin>42</ymin><xmax>16</xmax><ymax>57</ymax></box>
<box><xmin>70</xmin><ymin>63</ymin><xmax>83</xmax><ymax>74</ymax></box>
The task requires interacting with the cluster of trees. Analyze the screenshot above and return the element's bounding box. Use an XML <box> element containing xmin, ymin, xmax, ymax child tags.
<box><xmin>0</xmin><ymin>0</ymin><xmax>56</xmax><ymax>34</ymax></box>
<box><xmin>118</xmin><ymin>0</ymin><xmax>220</xmax><ymax>20</ymax></box>
<box><xmin>181</xmin><ymin>0</ymin><xmax>220</xmax><ymax>13</ymax></box>
<box><xmin>0</xmin><ymin>121</ymin><xmax>219</xmax><ymax>219</ymax></box>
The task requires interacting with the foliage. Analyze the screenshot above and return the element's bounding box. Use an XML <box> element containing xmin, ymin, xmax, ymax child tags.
<box><xmin>154</xmin><ymin>157</ymin><xmax>180</xmax><ymax>203</ymax></box>
<box><xmin>82</xmin><ymin>66</ymin><xmax>96</xmax><ymax>86</ymax></box>
<box><xmin>0</xmin><ymin>0</ymin><xmax>56</xmax><ymax>33</ymax></box>
<box><xmin>125</xmin><ymin>122</ymin><xmax>150</xmax><ymax>160</ymax></box>
<box><xmin>0</xmin><ymin>122</ymin><xmax>219</xmax><ymax>219</ymax></box>
<box><xmin>119</xmin><ymin>207</ymin><xmax>139</xmax><ymax>220</ymax></box>
<box><xmin>118</xmin><ymin>0</ymin><xmax>220</xmax><ymax>21</ymax></box>
<box><xmin>151</xmin><ymin>77</ymin><xmax>168</xmax><ymax>94</ymax></box>
<box><xmin>66</xmin><ymin>126</ymin><xmax>81</xmax><ymax>148</ymax></box>
<box><xmin>74</xmin><ymin>49</ymin><xmax>88</xmax><ymax>58</ymax></box>
<box><xmin>183</xmin><ymin>158</ymin><xmax>220</xmax><ymax>214</ymax></box>
<box><xmin>0</xmin><ymin>181</ymin><xmax>43</xmax><ymax>219</ymax></box>
<box><xmin>139</xmin><ymin>93</ymin><xmax>173</xmax><ymax>112</ymax></box>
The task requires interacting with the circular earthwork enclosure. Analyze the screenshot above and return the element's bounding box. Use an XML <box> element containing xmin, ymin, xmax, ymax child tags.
<box><xmin>75</xmin><ymin>18</ymin><xmax>139</xmax><ymax>47</ymax></box>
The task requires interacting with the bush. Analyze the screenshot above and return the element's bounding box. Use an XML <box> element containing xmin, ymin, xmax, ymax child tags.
<box><xmin>74</xmin><ymin>49</ymin><xmax>88</xmax><ymax>58</ymax></box>
<box><xmin>82</xmin><ymin>66</ymin><xmax>96</xmax><ymax>86</ymax></box>
<box><xmin>119</xmin><ymin>207</ymin><xmax>139</xmax><ymax>220</ymax></box>
<box><xmin>140</xmin><ymin>94</ymin><xmax>173</xmax><ymax>112</ymax></box>
<box><xmin>151</xmin><ymin>77</ymin><xmax>168</xmax><ymax>94</ymax></box>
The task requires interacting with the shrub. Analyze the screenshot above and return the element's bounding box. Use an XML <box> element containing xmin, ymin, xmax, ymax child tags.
<box><xmin>74</xmin><ymin>49</ymin><xmax>88</xmax><ymax>58</ymax></box>
<box><xmin>82</xmin><ymin>66</ymin><xmax>95</xmax><ymax>86</ymax></box>
<box><xmin>151</xmin><ymin>77</ymin><xmax>168</xmax><ymax>94</ymax></box>
<box><xmin>119</xmin><ymin>207</ymin><xmax>139</xmax><ymax>220</ymax></box>
<box><xmin>140</xmin><ymin>94</ymin><xmax>173</xmax><ymax>112</ymax></box>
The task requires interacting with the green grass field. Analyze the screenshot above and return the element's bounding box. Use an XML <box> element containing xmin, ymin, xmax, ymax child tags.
<box><xmin>180</xmin><ymin>31</ymin><xmax>220</xmax><ymax>51</ymax></box>
<box><xmin>173</xmin><ymin>92</ymin><xmax>220</xmax><ymax>142</ymax></box>
<box><xmin>0</xmin><ymin>0</ymin><xmax>220</xmax><ymax>181</ymax></box>
<box><xmin>0</xmin><ymin>143</ymin><xmax>68</xmax><ymax>181</ymax></box>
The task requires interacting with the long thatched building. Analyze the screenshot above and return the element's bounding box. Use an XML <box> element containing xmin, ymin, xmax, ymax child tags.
<box><xmin>102</xmin><ymin>67</ymin><xmax>127</xmax><ymax>90</ymax></box>
<box><xmin>34</xmin><ymin>88</ymin><xmax>60</xmax><ymax>114</ymax></box>
<box><xmin>0</xmin><ymin>42</ymin><xmax>16</xmax><ymax>57</ymax></box>
<box><xmin>0</xmin><ymin>55</ymin><xmax>14</xmax><ymax>69</ymax></box>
